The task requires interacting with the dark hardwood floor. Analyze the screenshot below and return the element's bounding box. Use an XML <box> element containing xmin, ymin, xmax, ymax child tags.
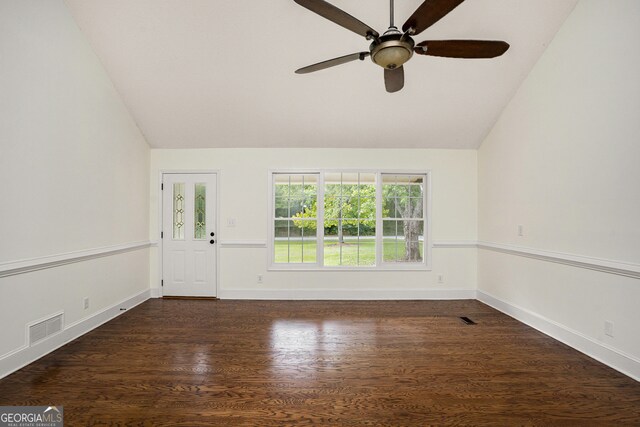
<box><xmin>1</xmin><ymin>299</ymin><xmax>639</xmax><ymax>426</ymax></box>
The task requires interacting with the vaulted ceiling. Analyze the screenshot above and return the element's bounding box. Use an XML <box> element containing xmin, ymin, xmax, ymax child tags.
<box><xmin>65</xmin><ymin>0</ymin><xmax>577</xmax><ymax>149</ymax></box>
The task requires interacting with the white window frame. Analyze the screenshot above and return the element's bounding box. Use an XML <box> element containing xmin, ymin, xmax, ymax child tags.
<box><xmin>270</xmin><ymin>171</ymin><xmax>322</xmax><ymax>269</ymax></box>
<box><xmin>268</xmin><ymin>169</ymin><xmax>432</xmax><ymax>271</ymax></box>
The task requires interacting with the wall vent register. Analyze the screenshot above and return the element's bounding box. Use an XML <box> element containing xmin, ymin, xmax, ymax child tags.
<box><xmin>29</xmin><ymin>313</ymin><xmax>64</xmax><ymax>346</ymax></box>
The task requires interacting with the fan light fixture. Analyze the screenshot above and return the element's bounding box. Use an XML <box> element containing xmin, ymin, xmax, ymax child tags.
<box><xmin>371</xmin><ymin>39</ymin><xmax>414</xmax><ymax>69</ymax></box>
<box><xmin>370</xmin><ymin>27</ymin><xmax>414</xmax><ymax>70</ymax></box>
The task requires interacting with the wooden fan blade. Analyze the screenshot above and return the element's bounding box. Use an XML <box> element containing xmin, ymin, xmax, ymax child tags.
<box><xmin>415</xmin><ymin>40</ymin><xmax>510</xmax><ymax>58</ymax></box>
<box><xmin>402</xmin><ymin>0</ymin><xmax>465</xmax><ymax>36</ymax></box>
<box><xmin>295</xmin><ymin>52</ymin><xmax>370</xmax><ymax>74</ymax></box>
<box><xmin>384</xmin><ymin>66</ymin><xmax>404</xmax><ymax>93</ymax></box>
<box><xmin>294</xmin><ymin>0</ymin><xmax>379</xmax><ymax>39</ymax></box>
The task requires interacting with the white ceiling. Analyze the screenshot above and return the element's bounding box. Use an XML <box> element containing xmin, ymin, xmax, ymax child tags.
<box><xmin>65</xmin><ymin>0</ymin><xmax>577</xmax><ymax>149</ymax></box>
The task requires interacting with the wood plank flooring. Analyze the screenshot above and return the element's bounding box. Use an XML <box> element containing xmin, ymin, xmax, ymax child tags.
<box><xmin>0</xmin><ymin>299</ymin><xmax>638</xmax><ymax>426</ymax></box>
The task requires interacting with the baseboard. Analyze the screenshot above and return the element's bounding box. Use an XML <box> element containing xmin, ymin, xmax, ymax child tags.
<box><xmin>7</xmin><ymin>287</ymin><xmax>634</xmax><ymax>382</ymax></box>
<box><xmin>218</xmin><ymin>289</ymin><xmax>476</xmax><ymax>300</ymax></box>
<box><xmin>0</xmin><ymin>289</ymin><xmax>151</xmax><ymax>380</ymax></box>
<box><xmin>477</xmin><ymin>290</ymin><xmax>640</xmax><ymax>382</ymax></box>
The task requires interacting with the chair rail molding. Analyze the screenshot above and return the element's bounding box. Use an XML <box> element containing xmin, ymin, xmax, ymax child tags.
<box><xmin>478</xmin><ymin>241</ymin><xmax>640</xmax><ymax>279</ymax></box>
<box><xmin>0</xmin><ymin>241</ymin><xmax>153</xmax><ymax>278</ymax></box>
<box><xmin>433</xmin><ymin>240</ymin><xmax>477</xmax><ymax>248</ymax></box>
<box><xmin>219</xmin><ymin>240</ymin><xmax>268</xmax><ymax>248</ymax></box>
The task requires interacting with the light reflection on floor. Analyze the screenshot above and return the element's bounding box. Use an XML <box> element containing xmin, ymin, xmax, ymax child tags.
<box><xmin>268</xmin><ymin>319</ymin><xmax>376</xmax><ymax>379</ymax></box>
<box><xmin>169</xmin><ymin>345</ymin><xmax>214</xmax><ymax>379</ymax></box>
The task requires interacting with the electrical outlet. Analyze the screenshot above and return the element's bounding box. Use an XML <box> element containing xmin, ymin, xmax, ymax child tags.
<box><xmin>83</xmin><ymin>297</ymin><xmax>89</xmax><ymax>310</ymax></box>
<box><xmin>257</xmin><ymin>274</ymin><xmax>263</xmax><ymax>284</ymax></box>
<box><xmin>437</xmin><ymin>274</ymin><xmax>444</xmax><ymax>284</ymax></box>
<box><xmin>227</xmin><ymin>218</ymin><xmax>236</xmax><ymax>227</ymax></box>
<box><xmin>518</xmin><ymin>225</ymin><xmax>524</xmax><ymax>237</ymax></box>
<box><xmin>604</xmin><ymin>320</ymin><xmax>614</xmax><ymax>337</ymax></box>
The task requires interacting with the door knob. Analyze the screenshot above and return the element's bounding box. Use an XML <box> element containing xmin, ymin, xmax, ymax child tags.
<box><xmin>210</xmin><ymin>232</ymin><xmax>215</xmax><ymax>237</ymax></box>
<box><xmin>210</xmin><ymin>239</ymin><xmax>215</xmax><ymax>244</ymax></box>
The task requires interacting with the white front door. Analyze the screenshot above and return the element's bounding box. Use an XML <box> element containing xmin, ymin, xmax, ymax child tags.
<box><xmin>162</xmin><ymin>173</ymin><xmax>217</xmax><ymax>297</ymax></box>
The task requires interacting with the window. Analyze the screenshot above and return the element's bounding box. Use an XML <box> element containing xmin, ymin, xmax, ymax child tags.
<box><xmin>273</xmin><ymin>174</ymin><xmax>318</xmax><ymax>264</ymax></box>
<box><xmin>324</xmin><ymin>172</ymin><xmax>376</xmax><ymax>266</ymax></box>
<box><xmin>382</xmin><ymin>175</ymin><xmax>424</xmax><ymax>263</ymax></box>
<box><xmin>271</xmin><ymin>170</ymin><xmax>430</xmax><ymax>270</ymax></box>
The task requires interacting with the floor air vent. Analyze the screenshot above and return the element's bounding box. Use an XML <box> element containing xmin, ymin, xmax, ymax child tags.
<box><xmin>29</xmin><ymin>313</ymin><xmax>63</xmax><ymax>346</ymax></box>
<box><xmin>460</xmin><ymin>316</ymin><xmax>477</xmax><ymax>325</ymax></box>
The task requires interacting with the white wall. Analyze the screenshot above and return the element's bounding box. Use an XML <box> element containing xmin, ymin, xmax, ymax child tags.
<box><xmin>150</xmin><ymin>148</ymin><xmax>477</xmax><ymax>299</ymax></box>
<box><xmin>478</xmin><ymin>0</ymin><xmax>640</xmax><ymax>377</ymax></box>
<box><xmin>0</xmin><ymin>0</ymin><xmax>150</xmax><ymax>374</ymax></box>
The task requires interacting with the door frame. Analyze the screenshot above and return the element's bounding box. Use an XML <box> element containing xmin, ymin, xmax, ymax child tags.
<box><xmin>157</xmin><ymin>170</ymin><xmax>220</xmax><ymax>297</ymax></box>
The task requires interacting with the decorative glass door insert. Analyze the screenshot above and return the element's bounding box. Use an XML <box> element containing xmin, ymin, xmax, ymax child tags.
<box><xmin>173</xmin><ymin>183</ymin><xmax>185</xmax><ymax>240</ymax></box>
<box><xmin>194</xmin><ymin>183</ymin><xmax>206</xmax><ymax>239</ymax></box>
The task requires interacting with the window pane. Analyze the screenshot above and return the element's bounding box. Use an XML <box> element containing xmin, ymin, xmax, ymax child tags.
<box><xmin>173</xmin><ymin>183</ymin><xmax>185</xmax><ymax>240</ymax></box>
<box><xmin>359</xmin><ymin>198</ymin><xmax>376</xmax><ymax>219</ymax></box>
<box><xmin>274</xmin><ymin>183</ymin><xmax>288</xmax><ymax>198</ymax></box>
<box><xmin>297</xmin><ymin>219</ymin><xmax>317</xmax><ymax>264</ymax></box>
<box><xmin>395</xmin><ymin>184</ymin><xmax>409</xmax><ymax>198</ymax></box>
<box><xmin>302</xmin><ymin>174</ymin><xmax>318</xmax><ymax>185</ymax></box>
<box><xmin>393</xmin><ymin>197</ymin><xmax>410</xmax><ymax>218</ymax></box>
<box><xmin>301</xmin><ymin>235</ymin><xmax>317</xmax><ymax>263</ymax></box>
<box><xmin>324</xmin><ymin>195</ymin><xmax>338</xmax><ymax>218</ymax></box>
<box><xmin>289</xmin><ymin>175</ymin><xmax>304</xmax><ymax>197</ymax></box>
<box><xmin>340</xmin><ymin>197</ymin><xmax>357</xmax><ymax>220</ymax></box>
<box><xmin>382</xmin><ymin>177</ymin><xmax>398</xmax><ymax>197</ymax></box>
<box><xmin>289</xmin><ymin>198</ymin><xmax>305</xmax><ymax>217</ymax></box>
<box><xmin>382</xmin><ymin>197</ymin><xmax>396</xmax><ymax>218</ymax></box>
<box><xmin>383</xmin><ymin>220</ymin><xmax>423</xmax><ymax>262</ymax></box>
<box><xmin>324</xmin><ymin>172</ymin><xmax>342</xmax><ymax>186</ymax></box>
<box><xmin>324</xmin><ymin>219</ymin><xmax>376</xmax><ymax>266</ymax></box>
<box><xmin>409</xmin><ymin>177</ymin><xmax>424</xmax><ymax>197</ymax></box>
<box><xmin>383</xmin><ymin>220</ymin><xmax>399</xmax><ymax>262</ymax></box>
<box><xmin>323</xmin><ymin>220</ymin><xmax>339</xmax><ymax>266</ymax></box>
<box><xmin>357</xmin><ymin>221</ymin><xmax>376</xmax><ymax>266</ymax></box>
<box><xmin>402</xmin><ymin>220</ymin><xmax>424</xmax><ymax>262</ymax></box>
<box><xmin>288</xmin><ymin>221</ymin><xmax>303</xmax><ymax>263</ymax></box>
<box><xmin>409</xmin><ymin>197</ymin><xmax>424</xmax><ymax>218</ymax></box>
<box><xmin>274</xmin><ymin>220</ymin><xmax>289</xmax><ymax>263</ymax></box>
<box><xmin>341</xmin><ymin>172</ymin><xmax>359</xmax><ymax>184</ymax></box>
<box><xmin>359</xmin><ymin>173</ymin><xmax>376</xmax><ymax>186</ymax></box>
<box><xmin>293</xmin><ymin>218</ymin><xmax>317</xmax><ymax>233</ymax></box>
<box><xmin>274</xmin><ymin>197</ymin><xmax>288</xmax><ymax>218</ymax></box>
<box><xmin>340</xmin><ymin>238</ymin><xmax>358</xmax><ymax>266</ymax></box>
<box><xmin>383</xmin><ymin>175</ymin><xmax>425</xmax><ymax>222</ymax></box>
<box><xmin>194</xmin><ymin>183</ymin><xmax>206</xmax><ymax>239</ymax></box>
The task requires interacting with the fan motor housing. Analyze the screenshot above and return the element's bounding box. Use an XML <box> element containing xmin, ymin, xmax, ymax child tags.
<box><xmin>370</xmin><ymin>31</ymin><xmax>415</xmax><ymax>70</ymax></box>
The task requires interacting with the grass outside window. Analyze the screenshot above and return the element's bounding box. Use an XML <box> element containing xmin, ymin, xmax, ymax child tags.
<box><xmin>274</xmin><ymin>238</ymin><xmax>424</xmax><ymax>266</ymax></box>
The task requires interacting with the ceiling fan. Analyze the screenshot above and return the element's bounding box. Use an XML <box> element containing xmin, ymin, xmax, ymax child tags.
<box><xmin>294</xmin><ymin>0</ymin><xmax>510</xmax><ymax>93</ymax></box>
